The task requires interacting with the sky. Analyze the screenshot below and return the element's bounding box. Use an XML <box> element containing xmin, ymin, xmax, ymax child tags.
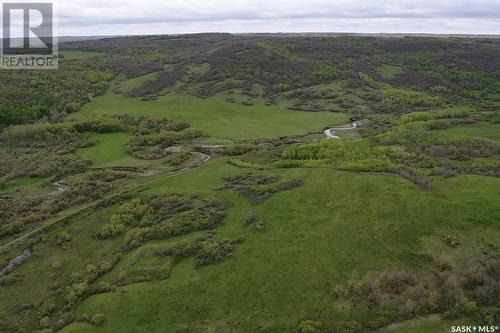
<box><xmin>6</xmin><ymin>0</ymin><xmax>500</xmax><ymax>36</ymax></box>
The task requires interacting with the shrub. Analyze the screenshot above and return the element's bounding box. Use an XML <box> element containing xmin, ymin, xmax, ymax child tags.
<box><xmin>65</xmin><ymin>282</ymin><xmax>88</xmax><ymax>309</ymax></box>
<box><xmin>158</xmin><ymin>233</ymin><xmax>243</xmax><ymax>268</ymax></box>
<box><xmin>96</xmin><ymin>199</ymin><xmax>153</xmax><ymax>239</ymax></box>
<box><xmin>225</xmin><ymin>173</ymin><xmax>303</xmax><ymax>204</ymax></box>
<box><xmin>122</xmin><ymin>198</ymin><xmax>229</xmax><ymax>249</ymax></box>
<box><xmin>378</xmin><ymin>271</ymin><xmax>418</xmax><ymax>295</ymax></box>
<box><xmin>170</xmin><ymin>152</ymin><xmax>192</xmax><ymax>166</ymax></box>
<box><xmin>54</xmin><ymin>232</ymin><xmax>72</xmax><ymax>246</ymax></box>
<box><xmin>1</xmin><ymin>123</ymin><xmax>82</xmax><ymax>149</ymax></box>
<box><xmin>221</xmin><ymin>144</ymin><xmax>256</xmax><ymax>156</ymax></box>
<box><xmin>194</xmin><ymin>238</ymin><xmax>235</xmax><ymax>267</ymax></box>
<box><xmin>90</xmin><ymin>313</ymin><xmax>106</xmax><ymax>326</ymax></box>
<box><xmin>64</xmin><ymin>103</ymin><xmax>81</xmax><ymax>114</ymax></box>
<box><xmin>95</xmin><ymin>220</ymin><xmax>126</xmax><ymax>239</ymax></box>
<box><xmin>297</xmin><ymin>320</ymin><xmax>323</xmax><ymax>333</ymax></box>
<box><xmin>39</xmin><ymin>316</ymin><xmax>50</xmax><ymax>329</ymax></box>
<box><xmin>88</xmin><ymin>281</ymin><xmax>116</xmax><ymax>295</ymax></box>
<box><xmin>445</xmin><ymin>299</ymin><xmax>478</xmax><ymax>319</ymax></box>
<box><xmin>242</xmin><ymin>211</ymin><xmax>258</xmax><ymax>226</ymax></box>
<box><xmin>73</xmin><ymin>118</ymin><xmax>124</xmax><ymax>133</ymax></box>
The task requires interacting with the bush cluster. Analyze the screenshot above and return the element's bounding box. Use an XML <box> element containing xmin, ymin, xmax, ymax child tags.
<box><xmin>157</xmin><ymin>232</ymin><xmax>244</xmax><ymax>267</ymax></box>
<box><xmin>225</xmin><ymin>173</ymin><xmax>304</xmax><ymax>203</ymax></box>
<box><xmin>336</xmin><ymin>255</ymin><xmax>500</xmax><ymax>330</ymax></box>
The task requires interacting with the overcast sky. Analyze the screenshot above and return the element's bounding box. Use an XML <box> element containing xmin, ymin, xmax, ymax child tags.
<box><xmin>8</xmin><ymin>0</ymin><xmax>500</xmax><ymax>36</ymax></box>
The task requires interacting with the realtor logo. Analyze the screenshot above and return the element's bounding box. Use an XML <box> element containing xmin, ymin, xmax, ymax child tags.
<box><xmin>1</xmin><ymin>2</ymin><xmax>58</xmax><ymax>69</ymax></box>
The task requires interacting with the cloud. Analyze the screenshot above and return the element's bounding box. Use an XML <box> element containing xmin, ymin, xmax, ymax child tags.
<box><xmin>7</xmin><ymin>0</ymin><xmax>500</xmax><ymax>35</ymax></box>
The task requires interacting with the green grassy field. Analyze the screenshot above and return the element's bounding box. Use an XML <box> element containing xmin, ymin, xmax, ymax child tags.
<box><xmin>377</xmin><ymin>64</ymin><xmax>403</xmax><ymax>79</ymax></box>
<box><xmin>48</xmin><ymin>160</ymin><xmax>500</xmax><ymax>333</ymax></box>
<box><xmin>437</xmin><ymin>122</ymin><xmax>500</xmax><ymax>142</ymax></box>
<box><xmin>118</xmin><ymin>72</ymin><xmax>159</xmax><ymax>93</ymax></box>
<box><xmin>76</xmin><ymin>133</ymin><xmax>144</xmax><ymax>168</ymax></box>
<box><xmin>0</xmin><ymin>176</ymin><xmax>46</xmax><ymax>193</ymax></box>
<box><xmin>187</xmin><ymin>63</ymin><xmax>211</xmax><ymax>75</ymax></box>
<box><xmin>75</xmin><ymin>91</ymin><xmax>349</xmax><ymax>141</ymax></box>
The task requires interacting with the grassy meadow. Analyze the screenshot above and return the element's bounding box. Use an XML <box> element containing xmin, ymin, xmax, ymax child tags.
<box><xmin>47</xmin><ymin>161</ymin><xmax>499</xmax><ymax>333</ymax></box>
<box><xmin>75</xmin><ymin>90</ymin><xmax>349</xmax><ymax>141</ymax></box>
<box><xmin>76</xmin><ymin>133</ymin><xmax>144</xmax><ymax>168</ymax></box>
<box><xmin>437</xmin><ymin>123</ymin><xmax>500</xmax><ymax>142</ymax></box>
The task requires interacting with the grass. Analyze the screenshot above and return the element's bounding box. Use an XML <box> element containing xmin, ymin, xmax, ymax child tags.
<box><xmin>3</xmin><ymin>155</ymin><xmax>499</xmax><ymax>332</ymax></box>
<box><xmin>48</xmin><ymin>161</ymin><xmax>499</xmax><ymax>333</ymax></box>
<box><xmin>309</xmin><ymin>80</ymin><xmax>345</xmax><ymax>92</ymax></box>
<box><xmin>75</xmin><ymin>91</ymin><xmax>349</xmax><ymax>141</ymax></box>
<box><xmin>76</xmin><ymin>133</ymin><xmax>144</xmax><ymax>168</ymax></box>
<box><xmin>118</xmin><ymin>72</ymin><xmax>159</xmax><ymax>93</ymax></box>
<box><xmin>0</xmin><ymin>176</ymin><xmax>46</xmax><ymax>193</ymax></box>
<box><xmin>437</xmin><ymin>122</ymin><xmax>500</xmax><ymax>142</ymax></box>
<box><xmin>187</xmin><ymin>63</ymin><xmax>211</xmax><ymax>75</ymax></box>
<box><xmin>59</xmin><ymin>51</ymin><xmax>106</xmax><ymax>60</ymax></box>
<box><xmin>377</xmin><ymin>64</ymin><xmax>403</xmax><ymax>79</ymax></box>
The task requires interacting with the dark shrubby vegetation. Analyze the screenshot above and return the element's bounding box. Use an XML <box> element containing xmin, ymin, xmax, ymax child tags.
<box><xmin>0</xmin><ymin>116</ymin><xmax>198</xmax><ymax>183</ymax></box>
<box><xmin>0</xmin><ymin>169</ymin><xmax>135</xmax><ymax>241</ymax></box>
<box><xmin>0</xmin><ymin>150</ymin><xmax>90</xmax><ymax>184</ymax></box>
<box><xmin>294</xmin><ymin>255</ymin><xmax>499</xmax><ymax>333</ymax></box>
<box><xmin>216</xmin><ymin>144</ymin><xmax>257</xmax><ymax>156</ymax></box>
<box><xmin>127</xmin><ymin>124</ymin><xmax>202</xmax><ymax>160</ymax></box>
<box><xmin>49</xmin><ymin>256</ymin><xmax>124</xmax><ymax>332</ymax></box>
<box><xmin>0</xmin><ymin>123</ymin><xmax>91</xmax><ymax>149</ymax></box>
<box><xmin>334</xmin><ymin>255</ymin><xmax>500</xmax><ymax>331</ymax></box>
<box><xmin>78</xmin><ymin>313</ymin><xmax>106</xmax><ymax>327</ymax></box>
<box><xmin>242</xmin><ymin>211</ymin><xmax>266</xmax><ymax>230</ymax></box>
<box><xmin>158</xmin><ymin>232</ymin><xmax>244</xmax><ymax>267</ymax></box>
<box><xmin>122</xmin><ymin>198</ymin><xmax>228</xmax><ymax>249</ymax></box>
<box><xmin>125</xmin><ymin>66</ymin><xmax>186</xmax><ymax>97</ymax></box>
<box><xmin>72</xmin><ymin>117</ymin><xmax>125</xmax><ymax>133</ymax></box>
<box><xmin>0</xmin><ymin>122</ymin><xmax>93</xmax><ymax>183</ymax></box>
<box><xmin>0</xmin><ymin>179</ymin><xmax>116</xmax><ymax>240</ymax></box>
<box><xmin>0</xmin><ymin>68</ymin><xmax>112</xmax><ymax>125</ymax></box>
<box><xmin>96</xmin><ymin>195</ymin><xmax>230</xmax><ymax>249</ymax></box>
<box><xmin>224</xmin><ymin>173</ymin><xmax>304</xmax><ymax>203</ymax></box>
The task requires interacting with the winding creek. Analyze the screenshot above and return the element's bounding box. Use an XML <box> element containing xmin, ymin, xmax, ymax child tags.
<box><xmin>324</xmin><ymin>122</ymin><xmax>358</xmax><ymax>139</ymax></box>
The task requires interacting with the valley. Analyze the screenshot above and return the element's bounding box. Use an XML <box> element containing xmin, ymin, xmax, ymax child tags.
<box><xmin>0</xmin><ymin>34</ymin><xmax>498</xmax><ymax>333</ymax></box>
